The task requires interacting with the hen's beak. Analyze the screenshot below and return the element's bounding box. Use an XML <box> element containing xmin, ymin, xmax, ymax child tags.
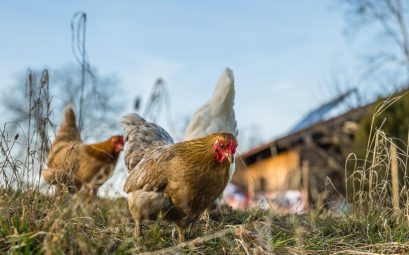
<box><xmin>117</xmin><ymin>144</ymin><xmax>124</xmax><ymax>153</ymax></box>
<box><xmin>225</xmin><ymin>152</ymin><xmax>233</xmax><ymax>164</ymax></box>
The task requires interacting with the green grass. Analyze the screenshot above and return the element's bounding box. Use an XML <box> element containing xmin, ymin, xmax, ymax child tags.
<box><xmin>1</xmin><ymin>189</ymin><xmax>409</xmax><ymax>254</ymax></box>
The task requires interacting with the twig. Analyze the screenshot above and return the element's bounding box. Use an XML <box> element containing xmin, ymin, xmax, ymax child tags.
<box><xmin>136</xmin><ymin>225</ymin><xmax>241</xmax><ymax>255</ymax></box>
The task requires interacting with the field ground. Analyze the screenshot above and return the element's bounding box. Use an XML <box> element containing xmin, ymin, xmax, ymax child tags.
<box><xmin>1</xmin><ymin>189</ymin><xmax>409</xmax><ymax>254</ymax></box>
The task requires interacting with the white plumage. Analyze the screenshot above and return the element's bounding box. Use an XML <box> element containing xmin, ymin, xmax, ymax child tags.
<box><xmin>184</xmin><ymin>68</ymin><xmax>238</xmax><ymax>181</ymax></box>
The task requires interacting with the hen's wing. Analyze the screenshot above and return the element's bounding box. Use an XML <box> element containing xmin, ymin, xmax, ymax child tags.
<box><xmin>121</xmin><ymin>113</ymin><xmax>174</xmax><ymax>172</ymax></box>
<box><xmin>123</xmin><ymin>145</ymin><xmax>173</xmax><ymax>193</ymax></box>
<box><xmin>184</xmin><ymin>68</ymin><xmax>238</xmax><ymax>140</ymax></box>
<box><xmin>55</xmin><ymin>104</ymin><xmax>81</xmax><ymax>142</ymax></box>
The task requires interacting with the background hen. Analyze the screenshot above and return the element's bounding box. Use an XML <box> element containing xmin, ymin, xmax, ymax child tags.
<box><xmin>42</xmin><ymin>105</ymin><xmax>124</xmax><ymax>195</ymax></box>
<box><xmin>122</xmin><ymin>113</ymin><xmax>237</xmax><ymax>241</ymax></box>
<box><xmin>184</xmin><ymin>68</ymin><xmax>238</xmax><ymax>203</ymax></box>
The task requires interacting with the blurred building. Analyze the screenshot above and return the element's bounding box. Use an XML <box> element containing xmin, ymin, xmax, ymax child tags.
<box><xmin>231</xmin><ymin>90</ymin><xmax>372</xmax><ymax>211</ymax></box>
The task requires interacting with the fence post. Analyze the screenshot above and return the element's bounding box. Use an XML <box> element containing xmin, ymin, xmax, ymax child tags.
<box><xmin>302</xmin><ymin>160</ymin><xmax>309</xmax><ymax>210</ymax></box>
<box><xmin>390</xmin><ymin>143</ymin><xmax>400</xmax><ymax>211</ymax></box>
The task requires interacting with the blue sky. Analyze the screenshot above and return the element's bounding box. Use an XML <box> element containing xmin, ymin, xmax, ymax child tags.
<box><xmin>0</xmin><ymin>1</ymin><xmax>363</xmax><ymax>146</ymax></box>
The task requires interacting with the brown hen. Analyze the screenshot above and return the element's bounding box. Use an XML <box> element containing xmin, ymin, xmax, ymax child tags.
<box><xmin>42</xmin><ymin>105</ymin><xmax>124</xmax><ymax>195</ymax></box>
<box><xmin>121</xmin><ymin>114</ymin><xmax>237</xmax><ymax>241</ymax></box>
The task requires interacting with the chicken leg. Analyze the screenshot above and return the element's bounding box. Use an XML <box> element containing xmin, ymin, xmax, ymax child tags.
<box><xmin>135</xmin><ymin>219</ymin><xmax>141</xmax><ymax>238</ymax></box>
<box><xmin>177</xmin><ymin>225</ymin><xmax>185</xmax><ymax>242</ymax></box>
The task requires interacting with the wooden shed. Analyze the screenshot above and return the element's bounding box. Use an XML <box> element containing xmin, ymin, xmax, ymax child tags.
<box><xmin>232</xmin><ymin>104</ymin><xmax>370</xmax><ymax>207</ymax></box>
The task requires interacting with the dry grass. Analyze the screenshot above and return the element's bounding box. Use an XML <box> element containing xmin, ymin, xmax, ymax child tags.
<box><xmin>1</xmin><ymin>73</ymin><xmax>409</xmax><ymax>254</ymax></box>
<box><xmin>2</xmin><ymin>189</ymin><xmax>409</xmax><ymax>254</ymax></box>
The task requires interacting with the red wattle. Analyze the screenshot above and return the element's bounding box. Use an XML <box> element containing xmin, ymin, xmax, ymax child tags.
<box><xmin>215</xmin><ymin>152</ymin><xmax>225</xmax><ymax>163</ymax></box>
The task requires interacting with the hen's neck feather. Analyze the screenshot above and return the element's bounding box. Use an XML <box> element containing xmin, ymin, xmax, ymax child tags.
<box><xmin>173</xmin><ymin>134</ymin><xmax>229</xmax><ymax>169</ymax></box>
<box><xmin>83</xmin><ymin>139</ymin><xmax>118</xmax><ymax>161</ymax></box>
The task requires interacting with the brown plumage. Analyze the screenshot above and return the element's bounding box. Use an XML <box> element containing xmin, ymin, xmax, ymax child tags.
<box><xmin>122</xmin><ymin>114</ymin><xmax>237</xmax><ymax>241</ymax></box>
<box><xmin>42</xmin><ymin>105</ymin><xmax>124</xmax><ymax>195</ymax></box>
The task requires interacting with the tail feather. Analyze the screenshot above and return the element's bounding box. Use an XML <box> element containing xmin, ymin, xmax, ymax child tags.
<box><xmin>210</xmin><ymin>68</ymin><xmax>235</xmax><ymax>106</ymax></box>
<box><xmin>55</xmin><ymin>104</ymin><xmax>81</xmax><ymax>142</ymax></box>
<box><xmin>184</xmin><ymin>68</ymin><xmax>238</xmax><ymax>140</ymax></box>
<box><xmin>210</xmin><ymin>68</ymin><xmax>237</xmax><ymax>137</ymax></box>
<box><xmin>61</xmin><ymin>104</ymin><xmax>76</xmax><ymax>129</ymax></box>
<box><xmin>121</xmin><ymin>114</ymin><xmax>173</xmax><ymax>172</ymax></box>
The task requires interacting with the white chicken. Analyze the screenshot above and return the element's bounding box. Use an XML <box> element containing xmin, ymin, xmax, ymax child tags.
<box><xmin>184</xmin><ymin>67</ymin><xmax>238</xmax><ymax>190</ymax></box>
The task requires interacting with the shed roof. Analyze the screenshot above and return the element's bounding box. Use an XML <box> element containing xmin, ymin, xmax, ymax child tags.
<box><xmin>238</xmin><ymin>104</ymin><xmax>371</xmax><ymax>167</ymax></box>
